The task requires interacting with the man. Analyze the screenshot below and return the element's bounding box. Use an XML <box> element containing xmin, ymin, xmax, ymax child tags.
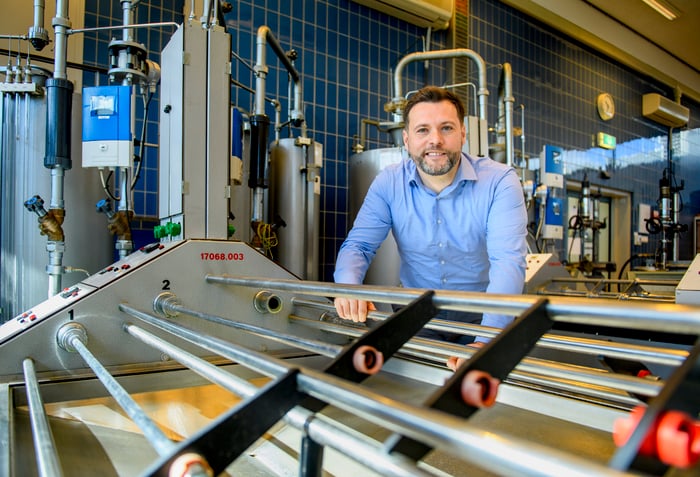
<box><xmin>334</xmin><ymin>86</ymin><xmax>528</xmax><ymax>367</ymax></box>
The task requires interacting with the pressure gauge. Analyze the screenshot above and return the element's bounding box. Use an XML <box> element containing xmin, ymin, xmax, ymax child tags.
<box><xmin>596</xmin><ymin>93</ymin><xmax>615</xmax><ymax>121</ymax></box>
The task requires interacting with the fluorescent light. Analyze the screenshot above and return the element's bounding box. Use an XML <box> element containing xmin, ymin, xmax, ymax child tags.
<box><xmin>641</xmin><ymin>0</ymin><xmax>680</xmax><ymax>20</ymax></box>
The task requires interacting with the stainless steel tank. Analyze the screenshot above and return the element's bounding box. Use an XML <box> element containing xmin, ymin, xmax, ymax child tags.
<box><xmin>348</xmin><ymin>148</ymin><xmax>403</xmax><ymax>289</ymax></box>
<box><xmin>270</xmin><ymin>137</ymin><xmax>321</xmax><ymax>280</ymax></box>
<box><xmin>0</xmin><ymin>87</ymin><xmax>113</xmax><ymax>321</ymax></box>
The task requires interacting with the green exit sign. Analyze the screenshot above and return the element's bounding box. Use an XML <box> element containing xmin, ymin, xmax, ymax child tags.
<box><xmin>597</xmin><ymin>132</ymin><xmax>616</xmax><ymax>150</ymax></box>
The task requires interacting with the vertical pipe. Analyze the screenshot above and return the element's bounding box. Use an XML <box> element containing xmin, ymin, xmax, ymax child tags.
<box><xmin>498</xmin><ymin>63</ymin><xmax>514</xmax><ymax>167</ymax></box>
<box><xmin>23</xmin><ymin>359</ymin><xmax>63</xmax><ymax>477</ymax></box>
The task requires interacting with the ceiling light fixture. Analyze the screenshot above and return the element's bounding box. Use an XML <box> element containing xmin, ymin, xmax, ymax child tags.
<box><xmin>641</xmin><ymin>0</ymin><xmax>680</xmax><ymax>20</ymax></box>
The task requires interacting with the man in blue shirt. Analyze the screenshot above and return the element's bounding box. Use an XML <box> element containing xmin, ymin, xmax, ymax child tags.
<box><xmin>334</xmin><ymin>86</ymin><xmax>528</xmax><ymax>361</ymax></box>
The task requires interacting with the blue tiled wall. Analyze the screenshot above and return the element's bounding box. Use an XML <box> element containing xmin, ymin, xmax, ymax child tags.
<box><xmin>82</xmin><ymin>0</ymin><xmax>700</xmax><ymax>278</ymax></box>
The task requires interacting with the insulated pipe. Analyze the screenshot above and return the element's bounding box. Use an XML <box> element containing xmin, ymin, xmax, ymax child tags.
<box><xmin>206</xmin><ymin>275</ymin><xmax>700</xmax><ymax>335</ymax></box>
<box><xmin>118</xmin><ymin>303</ymin><xmax>629</xmax><ymax>477</ymax></box>
<box><xmin>497</xmin><ymin>63</ymin><xmax>515</xmax><ymax>167</ymax></box>
<box><xmin>22</xmin><ymin>359</ymin><xmax>63</xmax><ymax>477</ymax></box>
<box><xmin>391</xmin><ymin>49</ymin><xmax>489</xmax><ymax>124</ymax></box>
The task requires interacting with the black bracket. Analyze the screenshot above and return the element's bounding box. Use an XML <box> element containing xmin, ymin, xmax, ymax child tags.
<box><xmin>609</xmin><ymin>338</ymin><xmax>700</xmax><ymax>473</ymax></box>
<box><xmin>300</xmin><ymin>291</ymin><xmax>437</xmax><ymax>476</ymax></box>
<box><xmin>144</xmin><ymin>368</ymin><xmax>305</xmax><ymax>477</ymax></box>
<box><xmin>385</xmin><ymin>297</ymin><xmax>554</xmax><ymax>460</ymax></box>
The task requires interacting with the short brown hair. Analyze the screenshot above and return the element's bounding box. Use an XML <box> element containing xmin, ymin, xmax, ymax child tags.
<box><xmin>403</xmin><ymin>86</ymin><xmax>466</xmax><ymax>129</ymax></box>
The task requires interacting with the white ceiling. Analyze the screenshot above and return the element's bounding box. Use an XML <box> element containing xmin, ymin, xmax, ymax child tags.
<box><xmin>585</xmin><ymin>0</ymin><xmax>699</xmax><ymax>73</ymax></box>
<box><xmin>500</xmin><ymin>0</ymin><xmax>700</xmax><ymax>103</ymax></box>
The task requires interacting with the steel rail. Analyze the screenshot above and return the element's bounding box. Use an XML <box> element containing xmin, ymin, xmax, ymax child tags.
<box><xmin>55</xmin><ymin>324</ymin><xmax>175</xmax><ymax>456</ymax></box>
<box><xmin>124</xmin><ymin>324</ymin><xmax>437</xmax><ymax>477</ymax></box>
<box><xmin>288</xmin><ymin>314</ymin><xmax>659</xmax><ymax>401</ymax></box>
<box><xmin>119</xmin><ymin>303</ymin><xmax>634</xmax><ymax>477</ymax></box>
<box><xmin>154</xmin><ymin>293</ymin><xmax>342</xmax><ymax>357</ymax></box>
<box><xmin>292</xmin><ymin>297</ymin><xmax>688</xmax><ymax>366</ymax></box>
<box><xmin>208</xmin><ymin>275</ymin><xmax>700</xmax><ymax>334</ymax></box>
<box><xmin>22</xmin><ymin>359</ymin><xmax>63</xmax><ymax>477</ymax></box>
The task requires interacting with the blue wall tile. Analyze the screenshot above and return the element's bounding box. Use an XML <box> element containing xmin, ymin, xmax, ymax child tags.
<box><xmin>83</xmin><ymin>0</ymin><xmax>700</xmax><ymax>277</ymax></box>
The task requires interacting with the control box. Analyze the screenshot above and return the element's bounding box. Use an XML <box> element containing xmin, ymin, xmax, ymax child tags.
<box><xmin>82</xmin><ymin>85</ymin><xmax>133</xmax><ymax>168</ymax></box>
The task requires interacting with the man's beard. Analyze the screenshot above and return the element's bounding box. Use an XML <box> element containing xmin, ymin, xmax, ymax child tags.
<box><xmin>412</xmin><ymin>150</ymin><xmax>459</xmax><ymax>176</ymax></box>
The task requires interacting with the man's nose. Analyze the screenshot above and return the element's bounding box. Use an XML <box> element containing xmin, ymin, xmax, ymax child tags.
<box><xmin>427</xmin><ymin>128</ymin><xmax>443</xmax><ymax>145</ymax></box>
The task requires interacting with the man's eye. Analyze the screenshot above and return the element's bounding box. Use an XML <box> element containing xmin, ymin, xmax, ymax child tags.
<box><xmin>442</xmin><ymin>126</ymin><xmax>454</xmax><ymax>132</ymax></box>
<box><xmin>416</xmin><ymin>128</ymin><xmax>428</xmax><ymax>134</ymax></box>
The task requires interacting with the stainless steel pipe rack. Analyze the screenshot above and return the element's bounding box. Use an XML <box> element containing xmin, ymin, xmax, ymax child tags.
<box><xmin>0</xmin><ymin>240</ymin><xmax>698</xmax><ymax>476</ymax></box>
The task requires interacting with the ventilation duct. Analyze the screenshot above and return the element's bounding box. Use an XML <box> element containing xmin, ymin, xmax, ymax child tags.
<box><xmin>351</xmin><ymin>0</ymin><xmax>453</xmax><ymax>30</ymax></box>
<box><xmin>642</xmin><ymin>93</ymin><xmax>689</xmax><ymax>127</ymax></box>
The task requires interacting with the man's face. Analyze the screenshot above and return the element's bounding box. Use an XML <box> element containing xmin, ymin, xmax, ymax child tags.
<box><xmin>402</xmin><ymin>100</ymin><xmax>466</xmax><ymax>176</ymax></box>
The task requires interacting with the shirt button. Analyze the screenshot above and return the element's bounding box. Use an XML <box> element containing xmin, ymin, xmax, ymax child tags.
<box><xmin>442</xmin><ymin>278</ymin><xmax>447</xmax><ymax>283</ymax></box>
<box><xmin>438</xmin><ymin>242</ymin><xmax>443</xmax><ymax>247</ymax></box>
<box><xmin>440</xmin><ymin>260</ymin><xmax>446</xmax><ymax>265</ymax></box>
<box><xmin>437</xmin><ymin>219</ymin><xmax>442</xmax><ymax>224</ymax></box>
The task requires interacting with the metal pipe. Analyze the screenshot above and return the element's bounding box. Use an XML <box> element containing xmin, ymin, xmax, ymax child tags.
<box><xmin>22</xmin><ymin>359</ymin><xmax>63</xmax><ymax>477</ymax></box>
<box><xmin>391</xmin><ymin>49</ymin><xmax>489</xmax><ymax>124</ymax></box>
<box><xmin>153</xmin><ymin>293</ymin><xmax>342</xmax><ymax>357</ymax></box>
<box><xmin>206</xmin><ymin>275</ymin><xmax>700</xmax><ymax>335</ymax></box>
<box><xmin>297</xmin><ymin>369</ymin><xmax>630</xmax><ymax>477</ymax></box>
<box><xmin>255</xmin><ymin>26</ymin><xmax>303</xmax><ymax>123</ymax></box>
<box><xmin>68</xmin><ymin>22</ymin><xmax>180</xmax><ymax>35</ymax></box>
<box><xmin>118</xmin><ymin>304</ymin><xmax>630</xmax><ymax>477</ymax></box>
<box><xmin>287</xmin><ymin>314</ymin><xmax>662</xmax><ymax>400</ymax></box>
<box><xmin>290</xmin><ymin>298</ymin><xmax>687</xmax><ymax>366</ymax></box>
<box><xmin>55</xmin><ymin>323</ymin><xmax>175</xmax><ymax>456</ymax></box>
<box><xmin>497</xmin><ymin>63</ymin><xmax>514</xmax><ymax>167</ymax></box>
<box><xmin>123</xmin><ymin>324</ymin><xmax>436</xmax><ymax>477</ymax></box>
<box><xmin>52</xmin><ymin>0</ymin><xmax>70</xmax><ymax>79</ymax></box>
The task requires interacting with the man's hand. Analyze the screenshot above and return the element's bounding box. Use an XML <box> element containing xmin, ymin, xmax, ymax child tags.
<box><xmin>446</xmin><ymin>341</ymin><xmax>484</xmax><ymax>371</ymax></box>
<box><xmin>334</xmin><ymin>297</ymin><xmax>376</xmax><ymax>323</ymax></box>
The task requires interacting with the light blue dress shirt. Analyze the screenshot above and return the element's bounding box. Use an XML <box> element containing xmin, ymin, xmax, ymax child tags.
<box><xmin>334</xmin><ymin>151</ymin><xmax>528</xmax><ymax>330</ymax></box>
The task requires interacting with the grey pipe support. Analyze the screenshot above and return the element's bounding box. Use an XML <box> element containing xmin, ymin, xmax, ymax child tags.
<box><xmin>55</xmin><ymin>323</ymin><xmax>175</xmax><ymax>457</ymax></box>
<box><xmin>206</xmin><ymin>275</ymin><xmax>700</xmax><ymax>335</ymax></box>
<box><xmin>498</xmin><ymin>63</ymin><xmax>515</xmax><ymax>167</ymax></box>
<box><xmin>392</xmin><ymin>49</ymin><xmax>489</xmax><ymax>124</ymax></box>
<box><xmin>22</xmin><ymin>359</ymin><xmax>63</xmax><ymax>477</ymax></box>
<box><xmin>123</xmin><ymin>323</ymin><xmax>435</xmax><ymax>477</ymax></box>
<box><xmin>118</xmin><ymin>304</ymin><xmax>629</xmax><ymax>477</ymax></box>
